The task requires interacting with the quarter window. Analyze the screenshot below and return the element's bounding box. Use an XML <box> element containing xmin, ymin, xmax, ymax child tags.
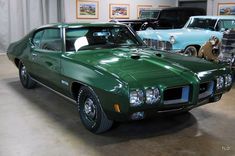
<box><xmin>32</xmin><ymin>30</ymin><xmax>44</xmax><ymax>48</ymax></box>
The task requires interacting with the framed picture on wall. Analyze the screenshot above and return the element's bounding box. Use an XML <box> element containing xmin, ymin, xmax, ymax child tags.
<box><xmin>76</xmin><ymin>0</ymin><xmax>99</xmax><ymax>19</ymax></box>
<box><xmin>137</xmin><ymin>5</ymin><xmax>152</xmax><ymax>19</ymax></box>
<box><xmin>217</xmin><ymin>3</ymin><xmax>235</xmax><ymax>15</ymax></box>
<box><xmin>109</xmin><ymin>4</ymin><xmax>130</xmax><ymax>19</ymax></box>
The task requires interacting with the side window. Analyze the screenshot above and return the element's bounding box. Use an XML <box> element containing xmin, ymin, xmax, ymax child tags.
<box><xmin>32</xmin><ymin>30</ymin><xmax>44</xmax><ymax>48</ymax></box>
<box><xmin>40</xmin><ymin>28</ymin><xmax>62</xmax><ymax>51</ymax></box>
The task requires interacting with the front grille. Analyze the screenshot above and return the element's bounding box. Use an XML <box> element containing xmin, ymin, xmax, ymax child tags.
<box><xmin>198</xmin><ymin>81</ymin><xmax>214</xmax><ymax>99</ymax></box>
<box><xmin>221</xmin><ymin>30</ymin><xmax>235</xmax><ymax>53</ymax></box>
<box><xmin>223</xmin><ymin>32</ymin><xmax>235</xmax><ymax>39</ymax></box>
<box><xmin>163</xmin><ymin>86</ymin><xmax>190</xmax><ymax>105</ymax></box>
<box><xmin>164</xmin><ymin>88</ymin><xmax>182</xmax><ymax>100</ymax></box>
<box><xmin>144</xmin><ymin>39</ymin><xmax>172</xmax><ymax>51</ymax></box>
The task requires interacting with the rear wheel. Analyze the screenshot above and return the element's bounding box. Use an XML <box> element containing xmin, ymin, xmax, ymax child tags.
<box><xmin>19</xmin><ymin>62</ymin><xmax>36</xmax><ymax>89</ymax></box>
<box><xmin>77</xmin><ymin>86</ymin><xmax>113</xmax><ymax>133</ymax></box>
<box><xmin>184</xmin><ymin>46</ymin><xmax>198</xmax><ymax>56</ymax></box>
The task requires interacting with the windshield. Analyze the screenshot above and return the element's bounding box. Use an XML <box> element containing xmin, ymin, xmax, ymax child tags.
<box><xmin>217</xmin><ymin>19</ymin><xmax>235</xmax><ymax>30</ymax></box>
<box><xmin>186</xmin><ymin>18</ymin><xmax>217</xmax><ymax>30</ymax></box>
<box><xmin>139</xmin><ymin>10</ymin><xmax>160</xmax><ymax>19</ymax></box>
<box><xmin>66</xmin><ymin>26</ymin><xmax>143</xmax><ymax>51</ymax></box>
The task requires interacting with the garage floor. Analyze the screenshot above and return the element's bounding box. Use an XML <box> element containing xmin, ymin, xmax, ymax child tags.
<box><xmin>0</xmin><ymin>54</ymin><xmax>235</xmax><ymax>156</ymax></box>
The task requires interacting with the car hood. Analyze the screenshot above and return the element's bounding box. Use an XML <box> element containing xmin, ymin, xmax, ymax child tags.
<box><xmin>137</xmin><ymin>28</ymin><xmax>223</xmax><ymax>41</ymax></box>
<box><xmin>68</xmin><ymin>47</ymin><xmax>223</xmax><ymax>85</ymax></box>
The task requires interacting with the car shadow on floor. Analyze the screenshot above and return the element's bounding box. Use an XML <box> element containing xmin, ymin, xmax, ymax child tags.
<box><xmin>6</xmin><ymin>78</ymin><xmax>199</xmax><ymax>145</ymax></box>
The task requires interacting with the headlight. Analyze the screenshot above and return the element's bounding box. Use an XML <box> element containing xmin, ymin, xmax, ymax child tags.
<box><xmin>145</xmin><ymin>87</ymin><xmax>160</xmax><ymax>104</ymax></box>
<box><xmin>130</xmin><ymin>89</ymin><xmax>144</xmax><ymax>107</ymax></box>
<box><xmin>225</xmin><ymin>74</ymin><xmax>232</xmax><ymax>87</ymax></box>
<box><xmin>169</xmin><ymin>36</ymin><xmax>176</xmax><ymax>44</ymax></box>
<box><xmin>216</xmin><ymin>76</ymin><xmax>224</xmax><ymax>90</ymax></box>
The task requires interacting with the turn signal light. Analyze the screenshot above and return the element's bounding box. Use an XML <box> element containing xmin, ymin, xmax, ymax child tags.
<box><xmin>113</xmin><ymin>104</ymin><xmax>121</xmax><ymax>113</ymax></box>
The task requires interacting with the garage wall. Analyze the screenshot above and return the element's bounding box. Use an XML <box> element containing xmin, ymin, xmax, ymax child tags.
<box><xmin>0</xmin><ymin>0</ymin><xmax>61</xmax><ymax>52</ymax></box>
<box><xmin>178</xmin><ymin>0</ymin><xmax>207</xmax><ymax>12</ymax></box>
<box><xmin>207</xmin><ymin>0</ymin><xmax>235</xmax><ymax>15</ymax></box>
<box><xmin>64</xmin><ymin>0</ymin><xmax>177</xmax><ymax>22</ymax></box>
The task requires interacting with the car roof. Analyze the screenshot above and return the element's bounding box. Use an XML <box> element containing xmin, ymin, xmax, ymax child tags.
<box><xmin>190</xmin><ymin>15</ymin><xmax>235</xmax><ymax>20</ymax></box>
<box><xmin>162</xmin><ymin>7</ymin><xmax>205</xmax><ymax>11</ymax></box>
<box><xmin>37</xmin><ymin>22</ymin><xmax>126</xmax><ymax>29</ymax></box>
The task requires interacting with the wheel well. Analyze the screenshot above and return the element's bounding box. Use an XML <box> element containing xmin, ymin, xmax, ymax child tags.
<box><xmin>14</xmin><ymin>58</ymin><xmax>20</xmax><ymax>68</ymax></box>
<box><xmin>71</xmin><ymin>82</ymin><xmax>83</xmax><ymax>101</ymax></box>
<box><xmin>185</xmin><ymin>45</ymin><xmax>201</xmax><ymax>52</ymax></box>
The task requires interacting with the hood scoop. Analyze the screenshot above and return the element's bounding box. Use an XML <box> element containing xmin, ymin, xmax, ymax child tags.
<box><xmin>156</xmin><ymin>53</ymin><xmax>162</xmax><ymax>57</ymax></box>
<box><xmin>131</xmin><ymin>53</ymin><xmax>141</xmax><ymax>60</ymax></box>
<box><xmin>130</xmin><ymin>49</ymin><xmax>141</xmax><ymax>60</ymax></box>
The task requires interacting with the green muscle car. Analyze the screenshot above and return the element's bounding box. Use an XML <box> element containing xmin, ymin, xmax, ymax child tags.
<box><xmin>7</xmin><ymin>23</ymin><xmax>233</xmax><ymax>133</ymax></box>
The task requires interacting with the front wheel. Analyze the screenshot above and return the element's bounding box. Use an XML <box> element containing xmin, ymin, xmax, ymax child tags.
<box><xmin>184</xmin><ymin>46</ymin><xmax>198</xmax><ymax>56</ymax></box>
<box><xmin>77</xmin><ymin>86</ymin><xmax>113</xmax><ymax>133</ymax></box>
<box><xmin>19</xmin><ymin>62</ymin><xmax>36</xmax><ymax>89</ymax></box>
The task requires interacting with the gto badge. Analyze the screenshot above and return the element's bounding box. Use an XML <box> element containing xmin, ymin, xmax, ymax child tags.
<box><xmin>61</xmin><ymin>80</ymin><xmax>69</xmax><ymax>86</ymax></box>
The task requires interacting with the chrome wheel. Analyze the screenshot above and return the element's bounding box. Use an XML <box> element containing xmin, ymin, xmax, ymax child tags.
<box><xmin>84</xmin><ymin>98</ymin><xmax>97</xmax><ymax>122</ymax></box>
<box><xmin>78</xmin><ymin>86</ymin><xmax>113</xmax><ymax>133</ymax></box>
<box><xmin>184</xmin><ymin>46</ymin><xmax>198</xmax><ymax>56</ymax></box>
<box><xmin>20</xmin><ymin>65</ymin><xmax>27</xmax><ymax>82</ymax></box>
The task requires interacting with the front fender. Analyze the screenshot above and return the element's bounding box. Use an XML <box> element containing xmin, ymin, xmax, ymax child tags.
<box><xmin>61</xmin><ymin>55</ymin><xmax>131</xmax><ymax>120</ymax></box>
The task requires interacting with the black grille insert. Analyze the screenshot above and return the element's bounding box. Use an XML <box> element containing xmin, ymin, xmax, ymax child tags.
<box><xmin>164</xmin><ymin>88</ymin><xmax>182</xmax><ymax>101</ymax></box>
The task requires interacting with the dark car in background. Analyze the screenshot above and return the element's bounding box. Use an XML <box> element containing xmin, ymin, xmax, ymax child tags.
<box><xmin>111</xmin><ymin>7</ymin><xmax>205</xmax><ymax>31</ymax></box>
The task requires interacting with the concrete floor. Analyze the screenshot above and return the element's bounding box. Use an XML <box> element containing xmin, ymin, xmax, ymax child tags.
<box><xmin>0</xmin><ymin>54</ymin><xmax>235</xmax><ymax>156</ymax></box>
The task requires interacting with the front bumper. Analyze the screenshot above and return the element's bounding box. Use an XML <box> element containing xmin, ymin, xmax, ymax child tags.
<box><xmin>109</xmin><ymin>94</ymin><xmax>222</xmax><ymax>122</ymax></box>
<box><xmin>105</xmin><ymin>82</ymin><xmax>231</xmax><ymax>122</ymax></box>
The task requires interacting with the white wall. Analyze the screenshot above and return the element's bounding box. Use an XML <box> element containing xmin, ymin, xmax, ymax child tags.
<box><xmin>64</xmin><ymin>0</ymin><xmax>177</xmax><ymax>22</ymax></box>
<box><xmin>207</xmin><ymin>0</ymin><xmax>235</xmax><ymax>15</ymax></box>
<box><xmin>0</xmin><ymin>0</ymin><xmax>60</xmax><ymax>52</ymax></box>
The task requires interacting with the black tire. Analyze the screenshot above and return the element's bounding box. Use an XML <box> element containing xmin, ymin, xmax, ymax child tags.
<box><xmin>19</xmin><ymin>62</ymin><xmax>36</xmax><ymax>89</ymax></box>
<box><xmin>77</xmin><ymin>86</ymin><xmax>113</xmax><ymax>133</ymax></box>
<box><xmin>209</xmin><ymin>94</ymin><xmax>222</xmax><ymax>103</ymax></box>
<box><xmin>184</xmin><ymin>46</ymin><xmax>198</xmax><ymax>56</ymax></box>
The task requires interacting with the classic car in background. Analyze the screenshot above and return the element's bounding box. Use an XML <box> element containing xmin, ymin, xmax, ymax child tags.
<box><xmin>199</xmin><ymin>30</ymin><xmax>235</xmax><ymax>70</ymax></box>
<box><xmin>111</xmin><ymin>7</ymin><xmax>205</xmax><ymax>31</ymax></box>
<box><xmin>138</xmin><ymin>16</ymin><xmax>235</xmax><ymax>56</ymax></box>
<box><xmin>7</xmin><ymin>23</ymin><xmax>232</xmax><ymax>133</ymax></box>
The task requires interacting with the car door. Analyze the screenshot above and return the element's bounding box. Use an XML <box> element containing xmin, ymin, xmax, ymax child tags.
<box><xmin>29</xmin><ymin>28</ymin><xmax>63</xmax><ymax>91</ymax></box>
